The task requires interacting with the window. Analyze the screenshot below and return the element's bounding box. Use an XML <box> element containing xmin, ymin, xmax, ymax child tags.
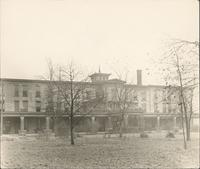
<box><xmin>154</xmin><ymin>93</ymin><xmax>158</xmax><ymax>100</ymax></box>
<box><xmin>154</xmin><ymin>103</ymin><xmax>159</xmax><ymax>113</ymax></box>
<box><xmin>0</xmin><ymin>99</ymin><xmax>5</xmax><ymax>112</ymax></box>
<box><xmin>0</xmin><ymin>100</ymin><xmax>5</xmax><ymax>105</ymax></box>
<box><xmin>87</xmin><ymin>90</ymin><xmax>95</xmax><ymax>100</ymax></box>
<box><xmin>171</xmin><ymin>94</ymin><xmax>176</xmax><ymax>103</ymax></box>
<box><xmin>133</xmin><ymin>96</ymin><xmax>138</xmax><ymax>102</ymax></box>
<box><xmin>111</xmin><ymin>88</ymin><xmax>117</xmax><ymax>99</ymax></box>
<box><xmin>109</xmin><ymin>103</ymin><xmax>116</xmax><ymax>110</ymax></box>
<box><xmin>172</xmin><ymin>104</ymin><xmax>177</xmax><ymax>114</ymax></box>
<box><xmin>22</xmin><ymin>101</ymin><xmax>28</xmax><ymax>112</ymax></box>
<box><xmin>168</xmin><ymin>103</ymin><xmax>172</xmax><ymax>113</ymax></box>
<box><xmin>36</xmin><ymin>101</ymin><xmax>41</xmax><ymax>112</ymax></box>
<box><xmin>14</xmin><ymin>86</ymin><xmax>19</xmax><ymax>97</ymax></box>
<box><xmin>167</xmin><ymin>95</ymin><xmax>171</xmax><ymax>104</ymax></box>
<box><xmin>23</xmin><ymin>90</ymin><xmax>28</xmax><ymax>97</ymax></box>
<box><xmin>95</xmin><ymin>88</ymin><xmax>104</xmax><ymax>99</ymax></box>
<box><xmin>86</xmin><ymin>91</ymin><xmax>92</xmax><ymax>100</ymax></box>
<box><xmin>35</xmin><ymin>91</ymin><xmax>41</xmax><ymax>98</ymax></box>
<box><xmin>163</xmin><ymin>103</ymin><xmax>166</xmax><ymax>113</ymax></box>
<box><xmin>141</xmin><ymin>91</ymin><xmax>146</xmax><ymax>101</ymax></box>
<box><xmin>35</xmin><ymin>85</ymin><xmax>41</xmax><ymax>98</ymax></box>
<box><xmin>14</xmin><ymin>101</ymin><xmax>20</xmax><ymax>112</ymax></box>
<box><xmin>141</xmin><ymin>102</ymin><xmax>146</xmax><ymax>112</ymax></box>
<box><xmin>64</xmin><ymin>105</ymin><xmax>69</xmax><ymax>113</ymax></box>
<box><xmin>133</xmin><ymin>102</ymin><xmax>138</xmax><ymax>108</ymax></box>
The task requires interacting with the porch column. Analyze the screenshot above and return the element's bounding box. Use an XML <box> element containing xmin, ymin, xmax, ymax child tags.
<box><xmin>138</xmin><ymin>115</ymin><xmax>145</xmax><ymax>132</ymax></box>
<box><xmin>19</xmin><ymin>116</ymin><xmax>26</xmax><ymax>135</ymax></box>
<box><xmin>20</xmin><ymin>116</ymin><xmax>24</xmax><ymax>130</ymax></box>
<box><xmin>157</xmin><ymin>116</ymin><xmax>160</xmax><ymax>131</ymax></box>
<box><xmin>91</xmin><ymin>116</ymin><xmax>95</xmax><ymax>125</ymax></box>
<box><xmin>91</xmin><ymin>116</ymin><xmax>96</xmax><ymax>133</ymax></box>
<box><xmin>46</xmin><ymin>116</ymin><xmax>50</xmax><ymax>130</ymax></box>
<box><xmin>173</xmin><ymin>116</ymin><xmax>177</xmax><ymax>130</ymax></box>
<box><xmin>108</xmin><ymin>116</ymin><xmax>112</xmax><ymax>129</ymax></box>
<box><xmin>0</xmin><ymin>116</ymin><xmax>3</xmax><ymax>135</ymax></box>
<box><xmin>124</xmin><ymin>114</ymin><xmax>129</xmax><ymax>128</ymax></box>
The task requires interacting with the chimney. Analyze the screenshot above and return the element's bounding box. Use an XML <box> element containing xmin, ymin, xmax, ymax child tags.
<box><xmin>137</xmin><ymin>70</ymin><xmax>142</xmax><ymax>85</ymax></box>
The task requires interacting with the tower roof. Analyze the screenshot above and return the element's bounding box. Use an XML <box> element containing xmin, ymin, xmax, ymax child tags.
<box><xmin>89</xmin><ymin>69</ymin><xmax>111</xmax><ymax>82</ymax></box>
<box><xmin>89</xmin><ymin>72</ymin><xmax>111</xmax><ymax>78</ymax></box>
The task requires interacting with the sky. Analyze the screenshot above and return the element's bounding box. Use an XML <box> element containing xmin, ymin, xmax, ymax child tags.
<box><xmin>0</xmin><ymin>0</ymin><xmax>199</xmax><ymax>85</ymax></box>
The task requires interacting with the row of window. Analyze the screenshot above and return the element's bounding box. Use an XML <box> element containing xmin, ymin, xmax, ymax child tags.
<box><xmin>14</xmin><ymin>88</ymin><xmax>41</xmax><ymax>98</ymax></box>
<box><xmin>154</xmin><ymin>102</ymin><xmax>178</xmax><ymax>113</ymax></box>
<box><xmin>92</xmin><ymin>76</ymin><xmax>108</xmax><ymax>81</ymax></box>
<box><xmin>12</xmin><ymin>100</ymin><xmax>178</xmax><ymax>114</ymax></box>
<box><xmin>14</xmin><ymin>100</ymin><xmax>41</xmax><ymax>112</ymax></box>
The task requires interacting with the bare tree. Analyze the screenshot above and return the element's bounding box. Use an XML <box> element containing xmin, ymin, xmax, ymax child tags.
<box><xmin>41</xmin><ymin>59</ymin><xmax>59</xmax><ymax>135</ymax></box>
<box><xmin>0</xmin><ymin>80</ymin><xmax>5</xmax><ymax>136</ymax></box>
<box><xmin>45</xmin><ymin>59</ymin><xmax>59</xmax><ymax>133</ymax></box>
<box><xmin>159</xmin><ymin>39</ymin><xmax>199</xmax><ymax>148</ymax></box>
<box><xmin>108</xmin><ymin>72</ymin><xmax>135</xmax><ymax>137</ymax></box>
<box><xmin>44</xmin><ymin>60</ymin><xmax>104</xmax><ymax>145</ymax></box>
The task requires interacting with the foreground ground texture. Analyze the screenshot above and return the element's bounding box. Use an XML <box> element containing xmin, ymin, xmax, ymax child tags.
<box><xmin>1</xmin><ymin>132</ymin><xmax>199</xmax><ymax>169</ymax></box>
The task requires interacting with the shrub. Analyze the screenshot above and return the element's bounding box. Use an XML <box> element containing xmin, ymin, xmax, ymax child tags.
<box><xmin>2</xmin><ymin>137</ymin><xmax>14</xmax><ymax>141</ymax></box>
<box><xmin>76</xmin><ymin>133</ymin><xmax>82</xmax><ymax>138</ymax></box>
<box><xmin>174</xmin><ymin>128</ymin><xmax>179</xmax><ymax>133</ymax></box>
<box><xmin>140</xmin><ymin>132</ymin><xmax>148</xmax><ymax>138</ymax></box>
<box><xmin>166</xmin><ymin>131</ymin><xmax>175</xmax><ymax>138</ymax></box>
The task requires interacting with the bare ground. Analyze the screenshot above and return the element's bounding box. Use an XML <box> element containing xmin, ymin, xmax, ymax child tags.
<box><xmin>1</xmin><ymin>132</ymin><xmax>199</xmax><ymax>169</ymax></box>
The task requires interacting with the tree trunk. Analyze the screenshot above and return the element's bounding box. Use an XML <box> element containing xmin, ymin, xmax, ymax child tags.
<box><xmin>139</xmin><ymin>115</ymin><xmax>145</xmax><ymax>132</ymax></box>
<box><xmin>176</xmin><ymin>53</ymin><xmax>190</xmax><ymax>145</ymax></box>
<box><xmin>182</xmin><ymin>101</ymin><xmax>190</xmax><ymax>141</ymax></box>
<box><xmin>53</xmin><ymin>110</ymin><xmax>58</xmax><ymax>136</ymax></box>
<box><xmin>70</xmin><ymin>78</ymin><xmax>75</xmax><ymax>145</ymax></box>
<box><xmin>180</xmin><ymin>103</ymin><xmax>187</xmax><ymax>149</ymax></box>
<box><xmin>119</xmin><ymin>114</ymin><xmax>124</xmax><ymax>138</ymax></box>
<box><xmin>70</xmin><ymin>115</ymin><xmax>74</xmax><ymax>145</ymax></box>
<box><xmin>119</xmin><ymin>122</ymin><xmax>123</xmax><ymax>138</ymax></box>
<box><xmin>186</xmin><ymin>118</ymin><xmax>191</xmax><ymax>141</ymax></box>
<box><xmin>53</xmin><ymin>115</ymin><xmax>56</xmax><ymax>133</ymax></box>
<box><xmin>187</xmin><ymin>88</ymin><xmax>194</xmax><ymax>141</ymax></box>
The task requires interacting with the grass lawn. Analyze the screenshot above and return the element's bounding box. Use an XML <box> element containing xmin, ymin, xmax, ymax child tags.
<box><xmin>1</xmin><ymin>132</ymin><xmax>199</xmax><ymax>169</ymax></box>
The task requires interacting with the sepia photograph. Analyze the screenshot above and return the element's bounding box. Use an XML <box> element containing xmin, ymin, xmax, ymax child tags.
<box><xmin>0</xmin><ymin>0</ymin><xmax>199</xmax><ymax>168</ymax></box>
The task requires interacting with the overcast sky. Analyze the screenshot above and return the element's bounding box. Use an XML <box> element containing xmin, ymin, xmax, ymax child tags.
<box><xmin>0</xmin><ymin>0</ymin><xmax>199</xmax><ymax>85</ymax></box>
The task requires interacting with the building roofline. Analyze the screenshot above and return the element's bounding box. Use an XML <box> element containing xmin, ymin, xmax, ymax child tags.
<box><xmin>0</xmin><ymin>78</ymin><xmax>49</xmax><ymax>83</ymax></box>
<box><xmin>0</xmin><ymin>78</ymin><xmax>92</xmax><ymax>85</ymax></box>
<box><xmin>89</xmin><ymin>73</ymin><xmax>111</xmax><ymax>77</ymax></box>
<box><xmin>0</xmin><ymin>78</ymin><xmax>178</xmax><ymax>88</ymax></box>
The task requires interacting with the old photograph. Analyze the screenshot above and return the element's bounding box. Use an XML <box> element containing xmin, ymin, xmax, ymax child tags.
<box><xmin>0</xmin><ymin>0</ymin><xmax>199</xmax><ymax>168</ymax></box>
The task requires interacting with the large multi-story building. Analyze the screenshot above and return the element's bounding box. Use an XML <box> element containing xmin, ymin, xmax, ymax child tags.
<box><xmin>0</xmin><ymin>70</ymin><xmax>199</xmax><ymax>135</ymax></box>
